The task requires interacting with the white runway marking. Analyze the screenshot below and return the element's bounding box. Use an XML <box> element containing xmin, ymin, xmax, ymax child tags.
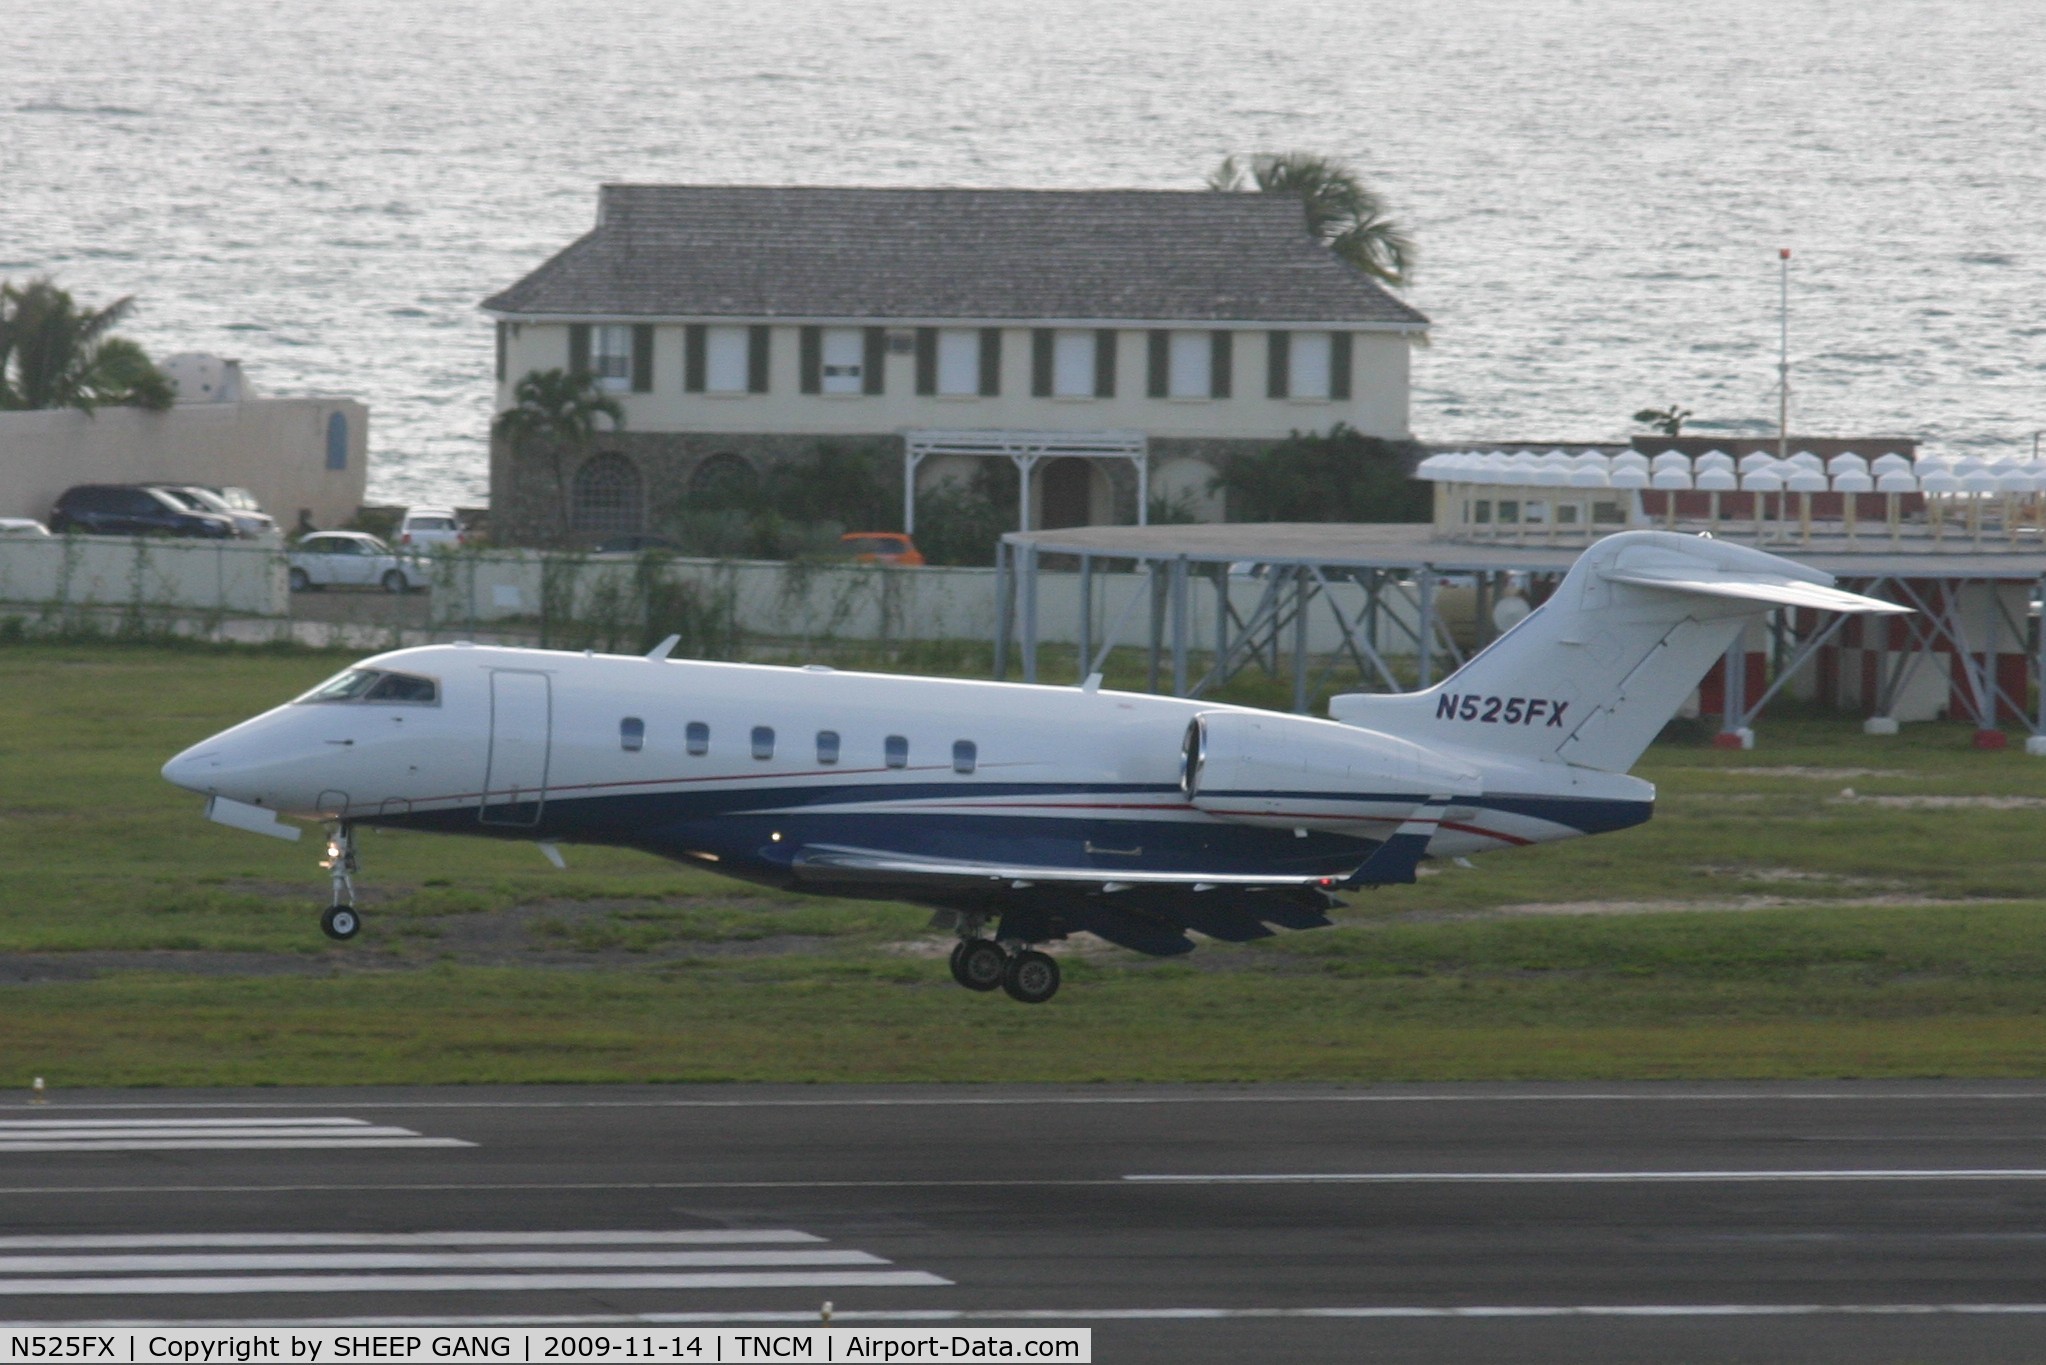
<box><xmin>1126</xmin><ymin>1169</ymin><xmax>2046</xmax><ymax>1185</ymax></box>
<box><xmin>0</xmin><ymin>1117</ymin><xmax>471</xmax><ymax>1153</ymax></box>
<box><xmin>0</xmin><ymin>1228</ymin><xmax>951</xmax><ymax>1301</ymax></box>
<box><xmin>0</xmin><ymin>1230</ymin><xmax>824</xmax><ymax>1249</ymax></box>
<box><xmin>0</xmin><ymin>1271</ymin><xmax>948</xmax><ymax>1296</ymax></box>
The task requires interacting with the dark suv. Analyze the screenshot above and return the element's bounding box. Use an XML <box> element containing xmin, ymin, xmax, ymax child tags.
<box><xmin>48</xmin><ymin>485</ymin><xmax>238</xmax><ymax>539</ymax></box>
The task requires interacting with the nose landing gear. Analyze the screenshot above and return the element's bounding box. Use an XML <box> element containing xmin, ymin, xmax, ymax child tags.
<box><xmin>318</xmin><ymin>823</ymin><xmax>362</xmax><ymax>941</ymax></box>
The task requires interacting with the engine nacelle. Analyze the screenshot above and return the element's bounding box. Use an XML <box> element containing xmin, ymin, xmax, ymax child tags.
<box><xmin>1180</xmin><ymin>710</ymin><xmax>1482</xmax><ymax>833</ymax></box>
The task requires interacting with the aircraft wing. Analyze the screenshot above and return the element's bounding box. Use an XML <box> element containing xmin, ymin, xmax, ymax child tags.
<box><xmin>790</xmin><ymin>844</ymin><xmax>1337</xmax><ymax>890</ymax></box>
<box><xmin>791</xmin><ymin>844</ymin><xmax>1344</xmax><ymax>958</ymax></box>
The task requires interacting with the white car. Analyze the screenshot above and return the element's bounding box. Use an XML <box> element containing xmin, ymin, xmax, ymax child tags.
<box><xmin>0</xmin><ymin>518</ymin><xmax>52</xmax><ymax>537</ymax></box>
<box><xmin>287</xmin><ymin>531</ymin><xmax>420</xmax><ymax>593</ymax></box>
<box><xmin>396</xmin><ymin>505</ymin><xmax>466</xmax><ymax>550</ymax></box>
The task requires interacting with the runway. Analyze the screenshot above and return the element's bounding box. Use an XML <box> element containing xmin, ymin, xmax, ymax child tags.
<box><xmin>5</xmin><ymin>1082</ymin><xmax>2046</xmax><ymax>1362</ymax></box>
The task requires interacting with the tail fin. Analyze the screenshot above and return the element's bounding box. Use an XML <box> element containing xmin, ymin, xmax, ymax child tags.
<box><xmin>1328</xmin><ymin>531</ymin><xmax>1906</xmax><ymax>774</ymax></box>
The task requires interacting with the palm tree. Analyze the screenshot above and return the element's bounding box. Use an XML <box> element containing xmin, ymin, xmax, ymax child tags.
<box><xmin>0</xmin><ymin>277</ymin><xmax>174</xmax><ymax>411</ymax></box>
<box><xmin>1208</xmin><ymin>153</ymin><xmax>1415</xmax><ymax>287</ymax></box>
<box><xmin>491</xmin><ymin>368</ymin><xmax>625</xmax><ymax>543</ymax></box>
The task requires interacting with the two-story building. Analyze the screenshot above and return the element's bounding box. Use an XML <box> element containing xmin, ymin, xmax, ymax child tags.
<box><xmin>482</xmin><ymin>184</ymin><xmax>1428</xmax><ymax>543</ymax></box>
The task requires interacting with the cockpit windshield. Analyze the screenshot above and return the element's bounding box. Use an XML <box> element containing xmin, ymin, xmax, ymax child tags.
<box><xmin>296</xmin><ymin>668</ymin><xmax>439</xmax><ymax>705</ymax></box>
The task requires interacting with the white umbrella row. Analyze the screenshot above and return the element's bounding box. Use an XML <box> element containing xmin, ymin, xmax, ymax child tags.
<box><xmin>1417</xmin><ymin>450</ymin><xmax>2046</xmax><ymax>494</ymax></box>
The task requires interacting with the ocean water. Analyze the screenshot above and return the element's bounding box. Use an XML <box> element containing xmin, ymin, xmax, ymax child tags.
<box><xmin>4</xmin><ymin>0</ymin><xmax>2042</xmax><ymax>508</ymax></box>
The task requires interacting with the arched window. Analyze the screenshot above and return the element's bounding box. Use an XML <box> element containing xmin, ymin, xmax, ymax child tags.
<box><xmin>572</xmin><ymin>452</ymin><xmax>643</xmax><ymax>536</ymax></box>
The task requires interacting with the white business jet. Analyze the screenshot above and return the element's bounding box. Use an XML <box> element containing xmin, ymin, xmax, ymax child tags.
<box><xmin>163</xmin><ymin>531</ymin><xmax>1903</xmax><ymax>1004</ymax></box>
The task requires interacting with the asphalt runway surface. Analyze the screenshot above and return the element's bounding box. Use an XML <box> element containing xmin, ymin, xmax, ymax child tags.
<box><xmin>6</xmin><ymin>1082</ymin><xmax>2046</xmax><ymax>1362</ymax></box>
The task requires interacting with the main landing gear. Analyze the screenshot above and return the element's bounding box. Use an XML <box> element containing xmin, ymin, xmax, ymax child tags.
<box><xmin>318</xmin><ymin>822</ymin><xmax>362</xmax><ymax>941</ymax></box>
<box><xmin>948</xmin><ymin>921</ymin><xmax>1060</xmax><ymax>1004</ymax></box>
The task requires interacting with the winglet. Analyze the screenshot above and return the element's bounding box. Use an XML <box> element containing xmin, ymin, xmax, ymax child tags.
<box><xmin>1339</xmin><ymin>798</ymin><xmax>1451</xmax><ymax>888</ymax></box>
<box><xmin>646</xmin><ymin>634</ymin><xmax>681</xmax><ymax>661</ymax></box>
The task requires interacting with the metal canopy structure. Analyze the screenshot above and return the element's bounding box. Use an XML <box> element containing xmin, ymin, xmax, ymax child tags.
<box><xmin>993</xmin><ymin>522</ymin><xmax>2046</xmax><ymax>744</ymax></box>
<box><xmin>905</xmin><ymin>429</ymin><xmax>1148</xmax><ymax>537</ymax></box>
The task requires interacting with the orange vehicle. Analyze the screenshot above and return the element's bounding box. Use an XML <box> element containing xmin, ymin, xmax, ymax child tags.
<box><xmin>839</xmin><ymin>532</ymin><xmax>925</xmax><ymax>566</ymax></box>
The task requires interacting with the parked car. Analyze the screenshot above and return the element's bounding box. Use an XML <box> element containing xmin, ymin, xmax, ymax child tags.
<box><xmin>147</xmin><ymin>484</ymin><xmax>276</xmax><ymax>538</ymax></box>
<box><xmin>286</xmin><ymin>531</ymin><xmax>420</xmax><ymax>593</ymax></box>
<box><xmin>839</xmin><ymin>532</ymin><xmax>925</xmax><ymax>566</ymax></box>
<box><xmin>48</xmin><ymin>484</ymin><xmax>237</xmax><ymax>539</ymax></box>
<box><xmin>397</xmin><ymin>505</ymin><xmax>466</xmax><ymax>550</ymax></box>
<box><xmin>0</xmin><ymin>518</ymin><xmax>51</xmax><ymax>537</ymax></box>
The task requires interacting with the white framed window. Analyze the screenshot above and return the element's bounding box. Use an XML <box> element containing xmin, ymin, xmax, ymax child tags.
<box><xmin>937</xmin><ymin>329</ymin><xmax>980</xmax><ymax>396</ymax></box>
<box><xmin>821</xmin><ymin>327</ymin><xmax>864</xmax><ymax>395</ymax></box>
<box><xmin>1289</xmin><ymin>331</ymin><xmax>1332</xmax><ymax>399</ymax></box>
<box><xmin>1052</xmin><ymin>330</ymin><xmax>1095</xmax><ymax>398</ymax></box>
<box><xmin>705</xmin><ymin>326</ymin><xmax>749</xmax><ymax>394</ymax></box>
<box><xmin>1168</xmin><ymin>331</ymin><xmax>1211</xmax><ymax>398</ymax></box>
<box><xmin>593</xmin><ymin>325</ymin><xmax>632</xmax><ymax>392</ymax></box>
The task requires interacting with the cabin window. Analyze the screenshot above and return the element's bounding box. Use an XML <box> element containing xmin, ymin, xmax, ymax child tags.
<box><xmin>1593</xmin><ymin>501</ymin><xmax>1627</xmax><ymax>524</ymax></box>
<box><xmin>816</xmin><ymin>730</ymin><xmax>840</xmax><ymax>764</ymax></box>
<box><xmin>1496</xmin><ymin>500</ymin><xmax>1520</xmax><ymax>524</ymax></box>
<box><xmin>686</xmin><ymin>721</ymin><xmax>710</xmax><ymax>756</ymax></box>
<box><xmin>1556</xmin><ymin>503</ymin><xmax>1581</xmax><ymax>525</ymax></box>
<box><xmin>952</xmin><ymin>740</ymin><xmax>977</xmax><ymax>775</ymax></box>
<box><xmin>1472</xmin><ymin>500</ymin><xmax>1491</xmax><ymax>524</ymax></box>
<box><xmin>884</xmin><ymin>735</ymin><xmax>909</xmax><ymax>769</ymax></box>
<box><xmin>751</xmin><ymin>726</ymin><xmax>775</xmax><ymax>760</ymax></box>
<box><xmin>620</xmin><ymin>717</ymin><xmax>645</xmax><ymax>752</ymax></box>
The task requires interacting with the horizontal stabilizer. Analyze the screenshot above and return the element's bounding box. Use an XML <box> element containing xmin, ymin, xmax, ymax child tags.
<box><xmin>1601</xmin><ymin>568</ymin><xmax>1909</xmax><ymax>615</ymax></box>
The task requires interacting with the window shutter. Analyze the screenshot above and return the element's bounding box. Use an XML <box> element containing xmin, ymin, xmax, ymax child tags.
<box><xmin>1031</xmin><ymin>330</ymin><xmax>1054</xmax><ymax>397</ymax></box>
<box><xmin>1147</xmin><ymin>331</ymin><xmax>1168</xmax><ymax>398</ymax></box>
<box><xmin>684</xmin><ymin>325</ymin><xmax>706</xmax><ymax>392</ymax></box>
<box><xmin>631</xmin><ymin>324</ymin><xmax>654</xmax><ymax>393</ymax></box>
<box><xmin>1267</xmin><ymin>331</ymin><xmax>1289</xmax><ymax>399</ymax></box>
<box><xmin>1331</xmin><ymin>332</ymin><xmax>1352</xmax><ymax>400</ymax></box>
<box><xmin>568</xmin><ymin>323</ymin><xmax>591</xmax><ymax>376</ymax></box>
<box><xmin>747</xmin><ymin>326</ymin><xmax>770</xmax><ymax>393</ymax></box>
<box><xmin>1095</xmin><ymin>329</ymin><xmax>1116</xmax><ymax>398</ymax></box>
<box><xmin>863</xmin><ymin>327</ymin><xmax>886</xmax><ymax>395</ymax></box>
<box><xmin>799</xmin><ymin>326</ymin><xmax>822</xmax><ymax>395</ymax></box>
<box><xmin>979</xmin><ymin>328</ymin><xmax>1002</xmax><ymax>397</ymax></box>
<box><xmin>1211</xmin><ymin>331</ymin><xmax>1233</xmax><ymax>399</ymax></box>
<box><xmin>495</xmin><ymin>323</ymin><xmax>507</xmax><ymax>383</ymax></box>
<box><xmin>916</xmin><ymin>328</ymin><xmax>937</xmax><ymax>395</ymax></box>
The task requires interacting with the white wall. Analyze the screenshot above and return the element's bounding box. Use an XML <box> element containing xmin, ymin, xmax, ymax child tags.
<box><xmin>0</xmin><ymin>398</ymin><xmax>369</xmax><ymax>529</ymax></box>
<box><xmin>498</xmin><ymin>324</ymin><xmax>1414</xmax><ymax>443</ymax></box>
<box><xmin>0</xmin><ymin>535</ymin><xmax>285</xmax><ymax>615</ymax></box>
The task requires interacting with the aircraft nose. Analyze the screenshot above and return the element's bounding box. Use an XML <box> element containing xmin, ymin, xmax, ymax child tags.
<box><xmin>162</xmin><ymin>745</ymin><xmax>221</xmax><ymax>793</ymax></box>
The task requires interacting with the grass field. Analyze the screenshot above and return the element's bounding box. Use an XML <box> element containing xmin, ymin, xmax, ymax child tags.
<box><xmin>4</xmin><ymin>639</ymin><xmax>2046</xmax><ymax>1087</ymax></box>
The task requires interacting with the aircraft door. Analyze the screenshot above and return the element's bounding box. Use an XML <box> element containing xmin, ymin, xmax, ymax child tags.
<box><xmin>480</xmin><ymin>670</ymin><xmax>551</xmax><ymax>827</ymax></box>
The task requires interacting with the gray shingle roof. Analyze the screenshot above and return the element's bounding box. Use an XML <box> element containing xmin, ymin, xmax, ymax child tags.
<box><xmin>482</xmin><ymin>185</ymin><xmax>1428</xmax><ymax>328</ymax></box>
